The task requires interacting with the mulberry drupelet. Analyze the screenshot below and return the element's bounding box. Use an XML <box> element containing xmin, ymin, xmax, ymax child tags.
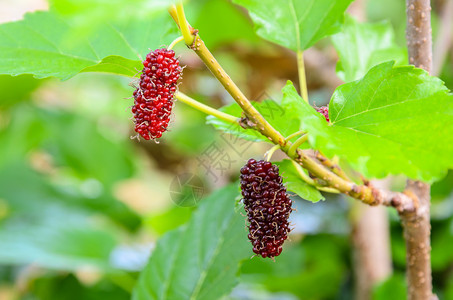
<box><xmin>315</xmin><ymin>105</ymin><xmax>329</xmax><ymax>122</ymax></box>
<box><xmin>240</xmin><ymin>159</ymin><xmax>292</xmax><ymax>258</ymax></box>
<box><xmin>132</xmin><ymin>48</ymin><xmax>182</xmax><ymax>140</ymax></box>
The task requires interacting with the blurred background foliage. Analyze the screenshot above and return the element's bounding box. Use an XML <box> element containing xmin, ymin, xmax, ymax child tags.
<box><xmin>0</xmin><ymin>0</ymin><xmax>452</xmax><ymax>299</ymax></box>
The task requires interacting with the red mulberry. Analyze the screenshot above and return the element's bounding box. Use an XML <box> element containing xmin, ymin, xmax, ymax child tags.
<box><xmin>240</xmin><ymin>159</ymin><xmax>292</xmax><ymax>258</ymax></box>
<box><xmin>315</xmin><ymin>105</ymin><xmax>329</xmax><ymax>122</ymax></box>
<box><xmin>132</xmin><ymin>48</ymin><xmax>182</xmax><ymax>140</ymax></box>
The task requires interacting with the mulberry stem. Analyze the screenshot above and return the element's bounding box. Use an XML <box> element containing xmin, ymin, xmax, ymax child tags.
<box><xmin>175</xmin><ymin>91</ymin><xmax>238</xmax><ymax>123</ymax></box>
<box><xmin>288</xmin><ymin>134</ymin><xmax>308</xmax><ymax>157</ymax></box>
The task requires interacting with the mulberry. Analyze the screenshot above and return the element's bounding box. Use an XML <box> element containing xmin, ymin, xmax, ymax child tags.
<box><xmin>132</xmin><ymin>48</ymin><xmax>182</xmax><ymax>140</ymax></box>
<box><xmin>315</xmin><ymin>105</ymin><xmax>329</xmax><ymax>122</ymax></box>
<box><xmin>240</xmin><ymin>159</ymin><xmax>292</xmax><ymax>258</ymax></box>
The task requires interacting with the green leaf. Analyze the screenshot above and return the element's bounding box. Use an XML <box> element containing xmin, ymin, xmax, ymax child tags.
<box><xmin>282</xmin><ymin>62</ymin><xmax>453</xmax><ymax>182</ymax></box>
<box><xmin>332</xmin><ymin>15</ymin><xmax>407</xmax><ymax>82</ymax></box>
<box><xmin>275</xmin><ymin>159</ymin><xmax>324</xmax><ymax>202</ymax></box>
<box><xmin>233</xmin><ymin>0</ymin><xmax>353</xmax><ymax>51</ymax></box>
<box><xmin>206</xmin><ymin>99</ymin><xmax>299</xmax><ymax>143</ymax></box>
<box><xmin>133</xmin><ymin>184</ymin><xmax>250</xmax><ymax>300</ymax></box>
<box><xmin>190</xmin><ymin>0</ymin><xmax>259</xmax><ymax>48</ymax></box>
<box><xmin>0</xmin><ymin>10</ymin><xmax>176</xmax><ymax>80</ymax></box>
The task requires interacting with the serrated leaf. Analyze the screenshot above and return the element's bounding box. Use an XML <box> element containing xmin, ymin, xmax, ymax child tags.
<box><xmin>275</xmin><ymin>159</ymin><xmax>324</xmax><ymax>202</ymax></box>
<box><xmin>0</xmin><ymin>10</ymin><xmax>176</xmax><ymax>80</ymax></box>
<box><xmin>332</xmin><ymin>15</ymin><xmax>407</xmax><ymax>82</ymax></box>
<box><xmin>133</xmin><ymin>184</ymin><xmax>250</xmax><ymax>300</ymax></box>
<box><xmin>206</xmin><ymin>100</ymin><xmax>299</xmax><ymax>143</ymax></box>
<box><xmin>233</xmin><ymin>0</ymin><xmax>353</xmax><ymax>51</ymax></box>
<box><xmin>282</xmin><ymin>62</ymin><xmax>453</xmax><ymax>182</ymax></box>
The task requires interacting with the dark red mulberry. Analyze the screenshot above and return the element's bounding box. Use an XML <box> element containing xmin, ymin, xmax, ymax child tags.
<box><xmin>315</xmin><ymin>105</ymin><xmax>329</xmax><ymax>122</ymax></box>
<box><xmin>132</xmin><ymin>48</ymin><xmax>182</xmax><ymax>140</ymax></box>
<box><xmin>240</xmin><ymin>159</ymin><xmax>292</xmax><ymax>259</ymax></box>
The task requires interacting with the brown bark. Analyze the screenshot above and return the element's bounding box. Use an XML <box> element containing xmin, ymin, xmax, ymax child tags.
<box><xmin>401</xmin><ymin>181</ymin><xmax>435</xmax><ymax>300</ymax></box>
<box><xmin>406</xmin><ymin>0</ymin><xmax>433</xmax><ymax>72</ymax></box>
<box><xmin>404</xmin><ymin>1</ymin><xmax>435</xmax><ymax>299</ymax></box>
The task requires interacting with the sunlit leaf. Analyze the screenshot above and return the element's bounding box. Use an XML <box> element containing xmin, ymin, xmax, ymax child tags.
<box><xmin>233</xmin><ymin>0</ymin><xmax>353</xmax><ymax>50</ymax></box>
<box><xmin>0</xmin><ymin>10</ymin><xmax>177</xmax><ymax>80</ymax></box>
<box><xmin>332</xmin><ymin>15</ymin><xmax>407</xmax><ymax>82</ymax></box>
<box><xmin>282</xmin><ymin>62</ymin><xmax>453</xmax><ymax>182</ymax></box>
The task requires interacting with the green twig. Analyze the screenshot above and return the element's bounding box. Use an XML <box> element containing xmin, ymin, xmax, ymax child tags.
<box><xmin>285</xmin><ymin>130</ymin><xmax>306</xmax><ymax>141</ymax></box>
<box><xmin>176</xmin><ymin>2</ymin><xmax>195</xmax><ymax>46</ymax></box>
<box><xmin>175</xmin><ymin>91</ymin><xmax>238</xmax><ymax>123</ymax></box>
<box><xmin>288</xmin><ymin>134</ymin><xmax>308</xmax><ymax>157</ymax></box>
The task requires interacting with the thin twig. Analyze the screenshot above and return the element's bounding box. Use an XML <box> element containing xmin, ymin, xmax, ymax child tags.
<box><xmin>169</xmin><ymin>3</ymin><xmax>418</xmax><ymax>211</ymax></box>
<box><xmin>175</xmin><ymin>91</ymin><xmax>238</xmax><ymax>123</ymax></box>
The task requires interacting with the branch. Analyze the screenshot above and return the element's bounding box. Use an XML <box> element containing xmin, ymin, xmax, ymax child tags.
<box><xmin>405</xmin><ymin>0</ymin><xmax>435</xmax><ymax>299</ymax></box>
<box><xmin>169</xmin><ymin>3</ymin><xmax>418</xmax><ymax>212</ymax></box>
<box><xmin>406</xmin><ymin>0</ymin><xmax>433</xmax><ymax>72</ymax></box>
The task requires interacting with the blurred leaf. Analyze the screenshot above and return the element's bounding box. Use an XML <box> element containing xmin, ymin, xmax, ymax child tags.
<box><xmin>145</xmin><ymin>206</ymin><xmax>193</xmax><ymax>235</ymax></box>
<box><xmin>282</xmin><ymin>62</ymin><xmax>453</xmax><ymax>182</ymax></box>
<box><xmin>50</xmin><ymin>0</ymin><xmax>173</xmax><ymax>22</ymax></box>
<box><xmin>233</xmin><ymin>0</ymin><xmax>353</xmax><ymax>51</ymax></box>
<box><xmin>0</xmin><ymin>10</ymin><xmax>176</xmax><ymax>80</ymax></box>
<box><xmin>206</xmin><ymin>100</ymin><xmax>299</xmax><ymax>143</ymax></box>
<box><xmin>0</xmin><ymin>174</ymin><xmax>117</xmax><ymax>271</ymax></box>
<box><xmin>431</xmin><ymin>170</ymin><xmax>453</xmax><ymax>201</ymax></box>
<box><xmin>0</xmin><ymin>75</ymin><xmax>42</xmax><ymax>109</ymax></box>
<box><xmin>189</xmin><ymin>0</ymin><xmax>258</xmax><ymax>48</ymax></box>
<box><xmin>0</xmin><ymin>217</ymin><xmax>116</xmax><ymax>271</ymax></box>
<box><xmin>27</xmin><ymin>274</ymin><xmax>130</xmax><ymax>300</ymax></box>
<box><xmin>133</xmin><ymin>184</ymin><xmax>250</xmax><ymax>300</ymax></box>
<box><xmin>431</xmin><ymin>221</ymin><xmax>453</xmax><ymax>271</ymax></box>
<box><xmin>241</xmin><ymin>235</ymin><xmax>348</xmax><ymax>299</ymax></box>
<box><xmin>0</xmin><ymin>105</ymin><xmax>141</xmax><ymax>230</ymax></box>
<box><xmin>275</xmin><ymin>159</ymin><xmax>324</xmax><ymax>202</ymax></box>
<box><xmin>372</xmin><ymin>273</ymin><xmax>407</xmax><ymax>300</ymax></box>
<box><xmin>165</xmin><ymin>105</ymin><xmax>217</xmax><ymax>155</ymax></box>
<box><xmin>332</xmin><ymin>15</ymin><xmax>407</xmax><ymax>82</ymax></box>
<box><xmin>446</xmin><ymin>272</ymin><xmax>453</xmax><ymax>300</ymax></box>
